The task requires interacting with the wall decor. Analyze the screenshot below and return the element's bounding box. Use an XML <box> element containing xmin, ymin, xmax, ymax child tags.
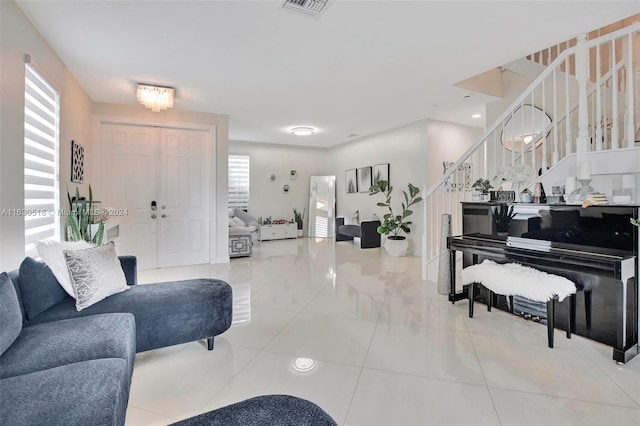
<box><xmin>290</xmin><ymin>170</ymin><xmax>298</xmax><ymax>180</ymax></box>
<box><xmin>268</xmin><ymin>173</ymin><xmax>277</xmax><ymax>182</ymax></box>
<box><xmin>443</xmin><ymin>161</ymin><xmax>472</xmax><ymax>192</ymax></box>
<box><xmin>71</xmin><ymin>140</ymin><xmax>84</xmax><ymax>183</ymax></box>
<box><xmin>283</xmin><ymin>184</ymin><xmax>290</xmax><ymax>193</ymax></box>
<box><xmin>345</xmin><ymin>169</ymin><xmax>357</xmax><ymax>193</ymax></box>
<box><xmin>373</xmin><ymin>163</ymin><xmax>389</xmax><ymax>186</ymax></box>
<box><xmin>357</xmin><ymin>166</ymin><xmax>372</xmax><ymax>193</ymax></box>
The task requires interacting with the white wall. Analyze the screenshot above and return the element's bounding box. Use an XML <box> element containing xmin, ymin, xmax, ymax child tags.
<box><xmin>229</xmin><ymin>140</ymin><xmax>328</xmax><ymax>235</ymax></box>
<box><xmin>92</xmin><ymin>103</ymin><xmax>230</xmax><ymax>263</ymax></box>
<box><xmin>1</xmin><ymin>0</ymin><xmax>94</xmax><ymax>270</ymax></box>
<box><xmin>426</xmin><ymin>120</ymin><xmax>484</xmax><ymax>189</ymax></box>
<box><xmin>327</xmin><ymin>121</ymin><xmax>428</xmax><ymax>255</ymax></box>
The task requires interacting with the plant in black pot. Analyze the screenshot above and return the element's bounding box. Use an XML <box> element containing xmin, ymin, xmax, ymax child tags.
<box><xmin>493</xmin><ymin>204</ymin><xmax>516</xmax><ymax>236</ymax></box>
<box><xmin>369</xmin><ymin>180</ymin><xmax>422</xmax><ymax>256</ymax></box>
<box><xmin>293</xmin><ymin>208</ymin><xmax>305</xmax><ymax>237</ymax></box>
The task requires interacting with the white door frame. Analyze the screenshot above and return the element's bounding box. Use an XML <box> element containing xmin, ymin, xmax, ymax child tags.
<box><xmin>93</xmin><ymin>115</ymin><xmax>219</xmax><ymax>265</ymax></box>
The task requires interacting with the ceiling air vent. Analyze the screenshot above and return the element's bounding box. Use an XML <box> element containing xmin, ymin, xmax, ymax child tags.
<box><xmin>282</xmin><ymin>0</ymin><xmax>329</xmax><ymax>18</ymax></box>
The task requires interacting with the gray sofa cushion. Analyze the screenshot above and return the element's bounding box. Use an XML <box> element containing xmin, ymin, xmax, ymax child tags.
<box><xmin>0</xmin><ymin>272</ymin><xmax>22</xmax><ymax>356</ymax></box>
<box><xmin>171</xmin><ymin>394</ymin><xmax>338</xmax><ymax>426</ymax></box>
<box><xmin>28</xmin><ymin>279</ymin><xmax>233</xmax><ymax>352</ymax></box>
<box><xmin>233</xmin><ymin>208</ymin><xmax>259</xmax><ymax>228</ymax></box>
<box><xmin>0</xmin><ymin>358</ymin><xmax>130</xmax><ymax>426</ymax></box>
<box><xmin>18</xmin><ymin>257</ymin><xmax>66</xmax><ymax>321</ymax></box>
<box><xmin>0</xmin><ymin>313</ymin><xmax>135</xmax><ymax>380</ymax></box>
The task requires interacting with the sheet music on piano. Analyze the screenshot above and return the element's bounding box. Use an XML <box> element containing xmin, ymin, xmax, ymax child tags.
<box><xmin>507</xmin><ymin>236</ymin><xmax>551</xmax><ymax>252</ymax></box>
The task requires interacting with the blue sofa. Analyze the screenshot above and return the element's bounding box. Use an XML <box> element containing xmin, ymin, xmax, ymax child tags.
<box><xmin>0</xmin><ymin>256</ymin><xmax>233</xmax><ymax>425</ymax></box>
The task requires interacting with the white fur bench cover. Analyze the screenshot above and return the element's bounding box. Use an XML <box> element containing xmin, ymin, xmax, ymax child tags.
<box><xmin>462</xmin><ymin>259</ymin><xmax>576</xmax><ymax>302</ymax></box>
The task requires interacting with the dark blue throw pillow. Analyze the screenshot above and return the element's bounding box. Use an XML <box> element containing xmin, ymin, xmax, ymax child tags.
<box><xmin>0</xmin><ymin>272</ymin><xmax>22</xmax><ymax>355</ymax></box>
<box><xmin>18</xmin><ymin>257</ymin><xmax>67</xmax><ymax>321</ymax></box>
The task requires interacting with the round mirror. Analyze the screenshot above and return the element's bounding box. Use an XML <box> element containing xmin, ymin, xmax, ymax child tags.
<box><xmin>501</xmin><ymin>105</ymin><xmax>551</xmax><ymax>152</ymax></box>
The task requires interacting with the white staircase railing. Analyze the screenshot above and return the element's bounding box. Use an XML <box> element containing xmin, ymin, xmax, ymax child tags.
<box><xmin>422</xmin><ymin>23</ymin><xmax>640</xmax><ymax>279</ymax></box>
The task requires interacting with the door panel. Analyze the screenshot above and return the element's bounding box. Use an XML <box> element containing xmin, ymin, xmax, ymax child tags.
<box><xmin>101</xmin><ymin>124</ymin><xmax>159</xmax><ymax>270</ymax></box>
<box><xmin>158</xmin><ymin>128</ymin><xmax>210</xmax><ymax>267</ymax></box>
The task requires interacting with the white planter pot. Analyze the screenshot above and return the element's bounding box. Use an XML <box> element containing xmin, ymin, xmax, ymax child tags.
<box><xmin>297</xmin><ymin>229</ymin><xmax>303</xmax><ymax>238</ymax></box>
<box><xmin>384</xmin><ymin>237</ymin><xmax>409</xmax><ymax>257</ymax></box>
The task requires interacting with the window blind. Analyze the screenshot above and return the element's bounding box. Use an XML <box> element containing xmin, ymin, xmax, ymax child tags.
<box><xmin>24</xmin><ymin>64</ymin><xmax>60</xmax><ymax>256</ymax></box>
<box><xmin>228</xmin><ymin>154</ymin><xmax>250</xmax><ymax>210</ymax></box>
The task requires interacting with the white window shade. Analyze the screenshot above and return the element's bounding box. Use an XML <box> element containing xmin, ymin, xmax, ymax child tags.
<box><xmin>24</xmin><ymin>64</ymin><xmax>60</xmax><ymax>257</ymax></box>
<box><xmin>228</xmin><ymin>154</ymin><xmax>250</xmax><ymax>210</ymax></box>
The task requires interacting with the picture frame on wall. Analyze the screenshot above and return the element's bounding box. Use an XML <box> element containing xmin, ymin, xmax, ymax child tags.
<box><xmin>71</xmin><ymin>140</ymin><xmax>84</xmax><ymax>183</ymax></box>
<box><xmin>345</xmin><ymin>169</ymin><xmax>358</xmax><ymax>193</ymax></box>
<box><xmin>372</xmin><ymin>163</ymin><xmax>389</xmax><ymax>186</ymax></box>
<box><xmin>357</xmin><ymin>166</ymin><xmax>372</xmax><ymax>193</ymax></box>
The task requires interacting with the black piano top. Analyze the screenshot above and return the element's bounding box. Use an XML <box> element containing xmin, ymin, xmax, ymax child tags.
<box><xmin>449</xmin><ymin>234</ymin><xmax>635</xmax><ymax>279</ymax></box>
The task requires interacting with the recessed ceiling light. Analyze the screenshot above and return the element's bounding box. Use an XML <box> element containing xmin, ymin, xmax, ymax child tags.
<box><xmin>472</xmin><ymin>113</ymin><xmax>482</xmax><ymax>119</ymax></box>
<box><xmin>291</xmin><ymin>127</ymin><xmax>315</xmax><ymax>136</ymax></box>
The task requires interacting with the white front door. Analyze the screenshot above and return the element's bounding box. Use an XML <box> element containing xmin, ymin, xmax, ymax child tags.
<box><xmin>101</xmin><ymin>123</ymin><xmax>159</xmax><ymax>270</ymax></box>
<box><xmin>158</xmin><ymin>128</ymin><xmax>210</xmax><ymax>267</ymax></box>
<box><xmin>100</xmin><ymin>123</ymin><xmax>210</xmax><ymax>269</ymax></box>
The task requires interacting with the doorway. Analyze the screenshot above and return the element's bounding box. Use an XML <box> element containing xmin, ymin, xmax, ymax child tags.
<box><xmin>99</xmin><ymin>122</ymin><xmax>212</xmax><ymax>269</ymax></box>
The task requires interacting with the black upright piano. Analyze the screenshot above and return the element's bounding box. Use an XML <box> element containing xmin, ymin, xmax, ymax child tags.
<box><xmin>449</xmin><ymin>203</ymin><xmax>639</xmax><ymax>363</ymax></box>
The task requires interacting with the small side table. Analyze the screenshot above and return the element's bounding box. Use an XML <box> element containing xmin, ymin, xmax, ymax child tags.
<box><xmin>229</xmin><ymin>233</ymin><xmax>252</xmax><ymax>257</ymax></box>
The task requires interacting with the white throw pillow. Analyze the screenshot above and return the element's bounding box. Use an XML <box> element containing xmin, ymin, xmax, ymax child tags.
<box><xmin>64</xmin><ymin>241</ymin><xmax>129</xmax><ymax>311</ymax></box>
<box><xmin>36</xmin><ymin>240</ymin><xmax>94</xmax><ymax>297</ymax></box>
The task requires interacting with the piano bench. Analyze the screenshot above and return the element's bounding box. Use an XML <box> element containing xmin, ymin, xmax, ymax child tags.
<box><xmin>462</xmin><ymin>260</ymin><xmax>577</xmax><ymax>349</ymax></box>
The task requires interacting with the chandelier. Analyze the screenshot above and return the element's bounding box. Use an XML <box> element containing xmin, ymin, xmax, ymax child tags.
<box><xmin>136</xmin><ymin>84</ymin><xmax>174</xmax><ymax>112</ymax></box>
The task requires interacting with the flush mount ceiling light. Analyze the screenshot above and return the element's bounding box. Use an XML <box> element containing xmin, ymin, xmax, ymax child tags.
<box><xmin>136</xmin><ymin>84</ymin><xmax>174</xmax><ymax>112</ymax></box>
<box><xmin>472</xmin><ymin>113</ymin><xmax>482</xmax><ymax>119</ymax></box>
<box><xmin>291</xmin><ymin>127</ymin><xmax>315</xmax><ymax>136</ymax></box>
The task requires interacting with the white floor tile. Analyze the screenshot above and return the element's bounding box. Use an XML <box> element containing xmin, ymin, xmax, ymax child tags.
<box><xmin>125</xmin><ymin>406</ymin><xmax>176</xmax><ymax>426</ymax></box>
<box><xmin>129</xmin><ymin>340</ymin><xmax>259</xmax><ymax>420</ymax></box>
<box><xmin>223</xmin><ymin>307</ymin><xmax>298</xmax><ymax>350</ymax></box>
<box><xmin>344</xmin><ymin>368</ymin><xmax>500</xmax><ymax>426</ymax></box>
<box><xmin>127</xmin><ymin>239</ymin><xmax>640</xmax><ymax>425</ymax></box>
<box><xmin>199</xmin><ymin>351</ymin><xmax>361</xmax><ymax>425</ymax></box>
<box><xmin>491</xmin><ymin>387</ymin><xmax>640</xmax><ymax>426</ymax></box>
<box><xmin>264</xmin><ymin>312</ymin><xmax>377</xmax><ymax>366</ymax></box>
<box><xmin>470</xmin><ymin>331</ymin><xmax>638</xmax><ymax>407</ymax></box>
<box><xmin>364</xmin><ymin>323</ymin><xmax>485</xmax><ymax>385</ymax></box>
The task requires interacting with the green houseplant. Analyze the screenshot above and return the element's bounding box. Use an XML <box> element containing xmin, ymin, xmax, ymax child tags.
<box><xmin>67</xmin><ymin>185</ymin><xmax>105</xmax><ymax>244</ymax></box>
<box><xmin>493</xmin><ymin>204</ymin><xmax>516</xmax><ymax>235</ymax></box>
<box><xmin>293</xmin><ymin>207</ymin><xmax>305</xmax><ymax>237</ymax></box>
<box><xmin>369</xmin><ymin>180</ymin><xmax>423</xmax><ymax>256</ymax></box>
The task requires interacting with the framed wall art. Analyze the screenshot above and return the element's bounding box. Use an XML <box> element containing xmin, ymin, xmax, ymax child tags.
<box><xmin>345</xmin><ymin>169</ymin><xmax>357</xmax><ymax>193</ymax></box>
<box><xmin>372</xmin><ymin>163</ymin><xmax>389</xmax><ymax>186</ymax></box>
<box><xmin>357</xmin><ymin>166</ymin><xmax>372</xmax><ymax>193</ymax></box>
<box><xmin>71</xmin><ymin>140</ymin><xmax>84</xmax><ymax>183</ymax></box>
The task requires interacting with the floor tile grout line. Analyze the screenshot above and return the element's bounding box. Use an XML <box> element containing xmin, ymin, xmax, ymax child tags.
<box><xmin>127</xmin><ymin>404</ymin><xmax>179</xmax><ymax>422</ymax></box>
<box><xmin>467</xmin><ymin>327</ymin><xmax>504</xmax><ymax>426</ymax></box>
<box><xmin>342</xmin><ymin>293</ymin><xmax>389</xmax><ymax>426</ymax></box>
<box><xmin>488</xmin><ymin>384</ymin><xmax>640</xmax><ymax>411</ymax></box>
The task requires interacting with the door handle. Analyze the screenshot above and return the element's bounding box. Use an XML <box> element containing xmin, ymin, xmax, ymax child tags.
<box><xmin>151</xmin><ymin>214</ymin><xmax>157</xmax><ymax>219</ymax></box>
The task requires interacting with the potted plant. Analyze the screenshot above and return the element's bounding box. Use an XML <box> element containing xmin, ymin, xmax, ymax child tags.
<box><xmin>67</xmin><ymin>185</ymin><xmax>106</xmax><ymax>244</ymax></box>
<box><xmin>293</xmin><ymin>208</ymin><xmax>305</xmax><ymax>237</ymax></box>
<box><xmin>471</xmin><ymin>179</ymin><xmax>492</xmax><ymax>201</ymax></box>
<box><xmin>369</xmin><ymin>180</ymin><xmax>423</xmax><ymax>256</ymax></box>
<box><xmin>493</xmin><ymin>204</ymin><xmax>516</xmax><ymax>236</ymax></box>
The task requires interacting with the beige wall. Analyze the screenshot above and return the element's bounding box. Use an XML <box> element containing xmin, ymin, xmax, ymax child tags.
<box><xmin>1</xmin><ymin>0</ymin><xmax>94</xmax><ymax>270</ymax></box>
<box><xmin>92</xmin><ymin>103</ymin><xmax>230</xmax><ymax>263</ymax></box>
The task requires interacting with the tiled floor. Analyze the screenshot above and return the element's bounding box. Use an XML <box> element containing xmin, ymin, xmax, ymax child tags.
<box><xmin>127</xmin><ymin>238</ymin><xmax>640</xmax><ymax>426</ymax></box>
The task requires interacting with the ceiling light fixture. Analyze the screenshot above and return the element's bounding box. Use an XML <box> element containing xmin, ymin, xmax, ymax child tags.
<box><xmin>472</xmin><ymin>113</ymin><xmax>482</xmax><ymax>119</ymax></box>
<box><xmin>136</xmin><ymin>84</ymin><xmax>174</xmax><ymax>112</ymax></box>
<box><xmin>291</xmin><ymin>127</ymin><xmax>315</xmax><ymax>136</ymax></box>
